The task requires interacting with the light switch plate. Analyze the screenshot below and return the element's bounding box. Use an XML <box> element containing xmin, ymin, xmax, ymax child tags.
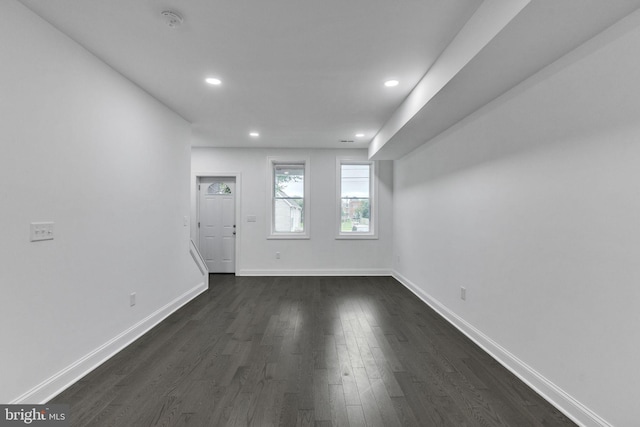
<box><xmin>30</xmin><ymin>222</ymin><xmax>54</xmax><ymax>242</ymax></box>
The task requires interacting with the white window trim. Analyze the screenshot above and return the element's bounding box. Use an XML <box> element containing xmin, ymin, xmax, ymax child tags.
<box><xmin>267</xmin><ymin>156</ymin><xmax>311</xmax><ymax>240</ymax></box>
<box><xmin>336</xmin><ymin>158</ymin><xmax>378</xmax><ymax>240</ymax></box>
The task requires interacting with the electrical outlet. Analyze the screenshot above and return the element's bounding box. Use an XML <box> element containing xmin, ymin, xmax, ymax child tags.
<box><xmin>130</xmin><ymin>292</ymin><xmax>136</xmax><ymax>307</ymax></box>
<box><xmin>276</xmin><ymin>252</ymin><xmax>280</xmax><ymax>259</ymax></box>
<box><xmin>460</xmin><ymin>287</ymin><xmax>466</xmax><ymax>301</ymax></box>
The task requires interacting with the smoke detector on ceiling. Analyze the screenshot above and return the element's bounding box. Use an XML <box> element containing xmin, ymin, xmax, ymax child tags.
<box><xmin>161</xmin><ymin>10</ymin><xmax>184</xmax><ymax>29</ymax></box>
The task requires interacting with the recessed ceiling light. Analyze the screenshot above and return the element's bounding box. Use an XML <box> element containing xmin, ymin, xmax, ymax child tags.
<box><xmin>249</xmin><ymin>132</ymin><xmax>260</xmax><ymax>137</ymax></box>
<box><xmin>355</xmin><ymin>133</ymin><xmax>365</xmax><ymax>138</ymax></box>
<box><xmin>205</xmin><ymin>77</ymin><xmax>222</xmax><ymax>85</ymax></box>
<box><xmin>384</xmin><ymin>79</ymin><xmax>399</xmax><ymax>87</ymax></box>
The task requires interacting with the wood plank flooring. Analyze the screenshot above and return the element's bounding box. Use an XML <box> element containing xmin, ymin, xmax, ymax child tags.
<box><xmin>51</xmin><ymin>275</ymin><xmax>576</xmax><ymax>426</ymax></box>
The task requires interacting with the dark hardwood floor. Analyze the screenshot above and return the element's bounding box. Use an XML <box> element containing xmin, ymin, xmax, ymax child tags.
<box><xmin>51</xmin><ymin>275</ymin><xmax>576</xmax><ymax>426</ymax></box>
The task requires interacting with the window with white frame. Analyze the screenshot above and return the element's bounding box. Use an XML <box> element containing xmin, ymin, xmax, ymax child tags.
<box><xmin>337</xmin><ymin>160</ymin><xmax>376</xmax><ymax>238</ymax></box>
<box><xmin>268</xmin><ymin>158</ymin><xmax>310</xmax><ymax>239</ymax></box>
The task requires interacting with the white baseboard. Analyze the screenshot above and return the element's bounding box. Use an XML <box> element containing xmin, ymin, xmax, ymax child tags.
<box><xmin>238</xmin><ymin>268</ymin><xmax>392</xmax><ymax>277</ymax></box>
<box><xmin>391</xmin><ymin>270</ymin><xmax>611</xmax><ymax>427</ymax></box>
<box><xmin>10</xmin><ymin>281</ymin><xmax>208</xmax><ymax>405</ymax></box>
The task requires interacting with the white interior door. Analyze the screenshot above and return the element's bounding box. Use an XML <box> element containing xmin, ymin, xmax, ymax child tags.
<box><xmin>198</xmin><ymin>178</ymin><xmax>236</xmax><ymax>273</ymax></box>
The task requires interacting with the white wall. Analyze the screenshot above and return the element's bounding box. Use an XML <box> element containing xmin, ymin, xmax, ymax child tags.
<box><xmin>393</xmin><ymin>11</ymin><xmax>640</xmax><ymax>427</ymax></box>
<box><xmin>0</xmin><ymin>1</ymin><xmax>205</xmax><ymax>403</ymax></box>
<box><xmin>191</xmin><ymin>148</ymin><xmax>393</xmax><ymax>275</ymax></box>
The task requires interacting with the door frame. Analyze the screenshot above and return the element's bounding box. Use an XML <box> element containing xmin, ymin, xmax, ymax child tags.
<box><xmin>192</xmin><ymin>171</ymin><xmax>242</xmax><ymax>275</ymax></box>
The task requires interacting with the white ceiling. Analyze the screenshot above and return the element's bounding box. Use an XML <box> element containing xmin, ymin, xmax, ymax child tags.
<box><xmin>18</xmin><ymin>0</ymin><xmax>640</xmax><ymax>156</ymax></box>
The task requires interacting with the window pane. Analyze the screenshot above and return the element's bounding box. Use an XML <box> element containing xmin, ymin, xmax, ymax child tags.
<box><xmin>275</xmin><ymin>165</ymin><xmax>304</xmax><ymax>198</ymax></box>
<box><xmin>275</xmin><ymin>199</ymin><xmax>304</xmax><ymax>232</ymax></box>
<box><xmin>341</xmin><ymin>164</ymin><xmax>369</xmax><ymax>198</ymax></box>
<box><xmin>340</xmin><ymin>163</ymin><xmax>371</xmax><ymax>234</ymax></box>
<box><xmin>273</xmin><ymin>162</ymin><xmax>305</xmax><ymax>234</ymax></box>
<box><xmin>341</xmin><ymin>198</ymin><xmax>370</xmax><ymax>232</ymax></box>
<box><xmin>207</xmin><ymin>182</ymin><xmax>232</xmax><ymax>194</ymax></box>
